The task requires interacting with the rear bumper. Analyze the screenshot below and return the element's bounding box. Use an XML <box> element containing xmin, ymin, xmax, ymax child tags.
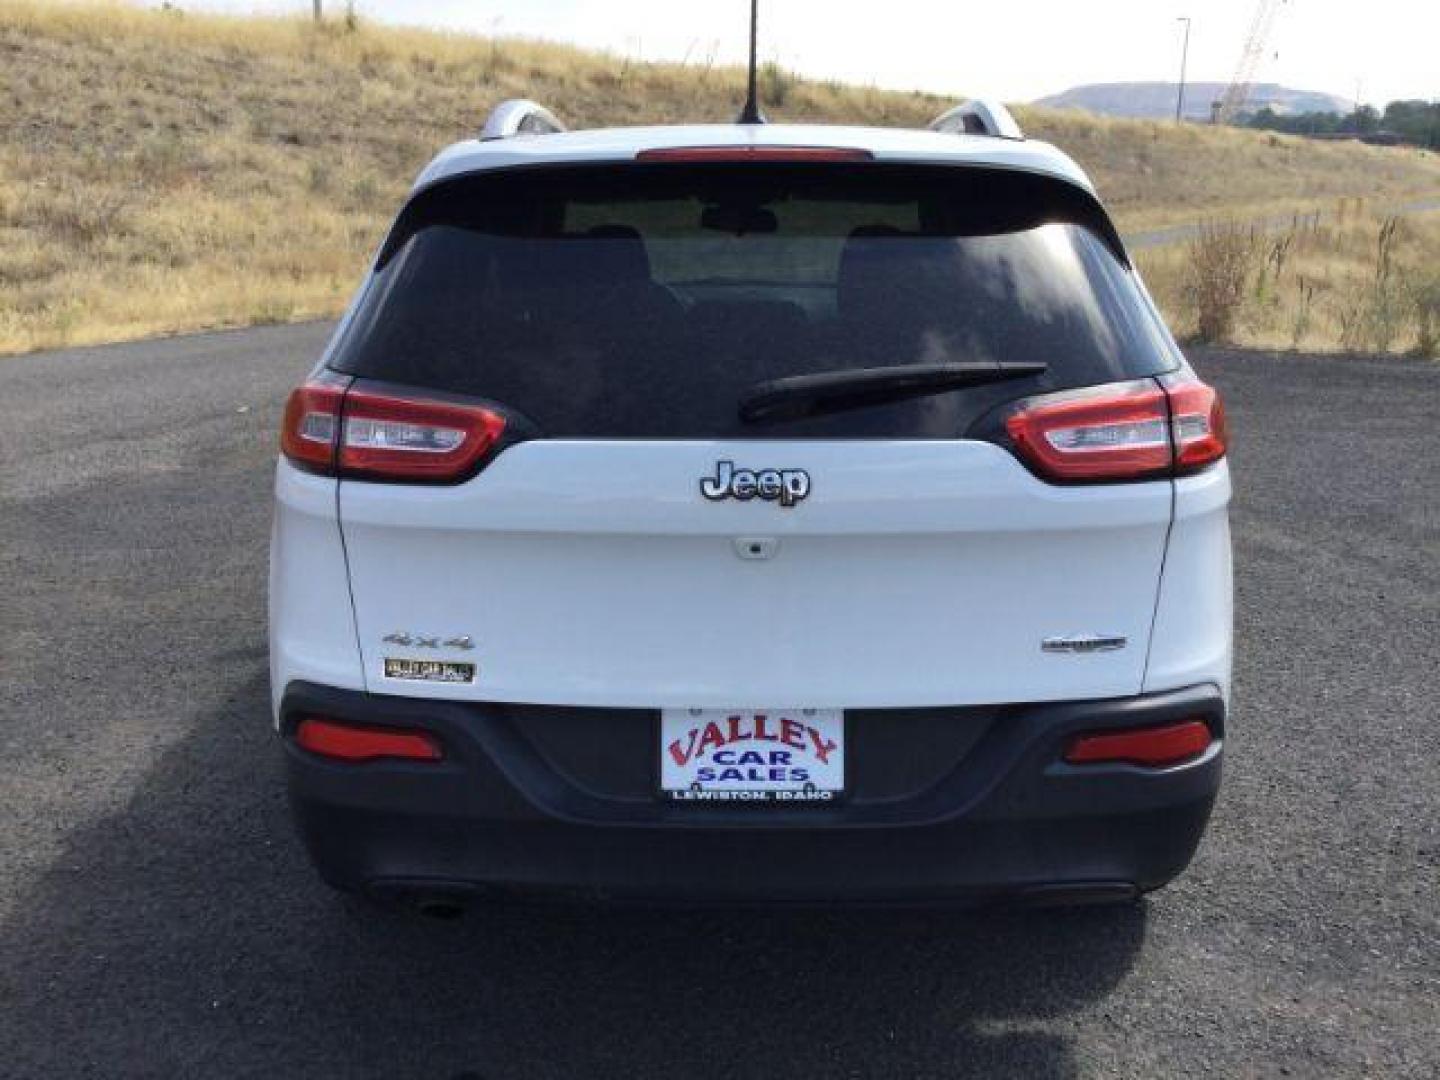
<box><xmin>280</xmin><ymin>682</ymin><xmax>1224</xmax><ymax>904</ymax></box>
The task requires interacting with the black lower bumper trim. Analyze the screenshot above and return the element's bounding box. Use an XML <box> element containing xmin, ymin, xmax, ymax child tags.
<box><xmin>280</xmin><ymin>682</ymin><xmax>1224</xmax><ymax>903</ymax></box>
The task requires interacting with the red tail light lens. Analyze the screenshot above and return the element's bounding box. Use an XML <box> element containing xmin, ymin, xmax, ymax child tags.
<box><xmin>295</xmin><ymin>716</ymin><xmax>442</xmax><ymax>763</ymax></box>
<box><xmin>1064</xmin><ymin>719</ymin><xmax>1213</xmax><ymax>768</ymax></box>
<box><xmin>1163</xmin><ymin>375</ymin><xmax>1227</xmax><ymax>474</ymax></box>
<box><xmin>279</xmin><ymin>373</ymin><xmax>348</xmax><ymax>475</ymax></box>
<box><xmin>1004</xmin><ymin>376</ymin><xmax>1226</xmax><ymax>483</ymax></box>
<box><xmin>280</xmin><ymin>377</ymin><xmax>506</xmax><ymax>483</ymax></box>
<box><xmin>636</xmin><ymin>146</ymin><xmax>874</xmax><ymax>163</ymax></box>
<box><xmin>1006</xmin><ymin>380</ymin><xmax>1173</xmax><ymax>482</ymax></box>
<box><xmin>338</xmin><ymin>387</ymin><xmax>506</xmax><ymax>483</ymax></box>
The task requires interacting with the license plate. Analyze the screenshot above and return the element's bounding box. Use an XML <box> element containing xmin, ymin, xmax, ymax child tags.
<box><xmin>659</xmin><ymin>708</ymin><xmax>845</xmax><ymax>803</ymax></box>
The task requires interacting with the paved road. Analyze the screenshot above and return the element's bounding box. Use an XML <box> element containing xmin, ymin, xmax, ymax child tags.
<box><xmin>2</xmin><ymin>326</ymin><xmax>1437</xmax><ymax>1078</ymax></box>
<box><xmin>1121</xmin><ymin>193</ymin><xmax>1440</xmax><ymax>249</ymax></box>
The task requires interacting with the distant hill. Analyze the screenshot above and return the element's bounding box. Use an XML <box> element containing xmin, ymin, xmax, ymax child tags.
<box><xmin>1036</xmin><ymin>82</ymin><xmax>1353</xmax><ymax>122</ymax></box>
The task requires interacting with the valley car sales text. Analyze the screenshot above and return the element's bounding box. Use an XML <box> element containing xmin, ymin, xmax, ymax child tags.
<box><xmin>665</xmin><ymin>713</ymin><xmax>839</xmax><ymax>801</ymax></box>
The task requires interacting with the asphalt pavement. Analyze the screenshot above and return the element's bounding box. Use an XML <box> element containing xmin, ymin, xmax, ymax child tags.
<box><xmin>1120</xmin><ymin>195</ymin><xmax>1440</xmax><ymax>250</ymax></box>
<box><xmin>1</xmin><ymin>326</ymin><xmax>1437</xmax><ymax>1078</ymax></box>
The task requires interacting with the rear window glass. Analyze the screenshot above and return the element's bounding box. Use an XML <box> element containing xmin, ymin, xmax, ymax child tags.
<box><xmin>332</xmin><ymin>164</ymin><xmax>1178</xmax><ymax>438</ymax></box>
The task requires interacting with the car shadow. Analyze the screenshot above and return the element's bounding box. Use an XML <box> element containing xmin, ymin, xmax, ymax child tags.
<box><xmin>0</xmin><ymin>671</ymin><xmax>1146</xmax><ymax>1079</ymax></box>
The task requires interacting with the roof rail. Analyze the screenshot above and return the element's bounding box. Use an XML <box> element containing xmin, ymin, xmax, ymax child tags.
<box><xmin>480</xmin><ymin>99</ymin><xmax>566</xmax><ymax>142</ymax></box>
<box><xmin>928</xmin><ymin>99</ymin><xmax>1024</xmax><ymax>141</ymax></box>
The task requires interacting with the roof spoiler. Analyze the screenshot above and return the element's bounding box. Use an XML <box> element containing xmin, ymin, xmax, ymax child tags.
<box><xmin>928</xmin><ymin>99</ymin><xmax>1024</xmax><ymax>141</ymax></box>
<box><xmin>480</xmin><ymin>99</ymin><xmax>566</xmax><ymax>142</ymax></box>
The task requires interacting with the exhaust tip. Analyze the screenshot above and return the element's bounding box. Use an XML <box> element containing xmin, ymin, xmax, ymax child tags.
<box><xmin>1016</xmin><ymin>881</ymin><xmax>1139</xmax><ymax>908</ymax></box>
<box><xmin>414</xmin><ymin>895</ymin><xmax>468</xmax><ymax>920</ymax></box>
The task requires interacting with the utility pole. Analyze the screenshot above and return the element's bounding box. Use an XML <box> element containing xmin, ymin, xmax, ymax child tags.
<box><xmin>1175</xmin><ymin>16</ymin><xmax>1192</xmax><ymax>123</ymax></box>
<box><xmin>313</xmin><ymin>0</ymin><xmax>321</xmax><ymax>21</ymax></box>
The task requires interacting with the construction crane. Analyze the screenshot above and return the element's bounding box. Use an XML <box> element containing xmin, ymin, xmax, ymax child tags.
<box><xmin>1213</xmin><ymin>0</ymin><xmax>1286</xmax><ymax>124</ymax></box>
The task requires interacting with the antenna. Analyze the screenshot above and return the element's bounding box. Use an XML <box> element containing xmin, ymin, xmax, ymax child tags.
<box><xmin>736</xmin><ymin>0</ymin><xmax>765</xmax><ymax>124</ymax></box>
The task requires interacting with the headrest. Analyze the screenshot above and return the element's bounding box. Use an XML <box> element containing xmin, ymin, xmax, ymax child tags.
<box><xmin>573</xmin><ymin>224</ymin><xmax>654</xmax><ymax>286</ymax></box>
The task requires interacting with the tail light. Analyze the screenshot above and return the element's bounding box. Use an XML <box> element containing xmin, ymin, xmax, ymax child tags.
<box><xmin>295</xmin><ymin>716</ymin><xmax>442</xmax><ymax>763</ymax></box>
<box><xmin>1064</xmin><ymin>719</ymin><xmax>1213</xmax><ymax>768</ymax></box>
<box><xmin>339</xmin><ymin>387</ymin><xmax>507</xmax><ymax>482</ymax></box>
<box><xmin>1161</xmin><ymin>374</ymin><xmax>1227</xmax><ymax>473</ymax></box>
<box><xmin>280</xmin><ymin>376</ymin><xmax>506</xmax><ymax>483</ymax></box>
<box><xmin>1003</xmin><ymin>375</ymin><xmax>1226</xmax><ymax>484</ymax></box>
<box><xmin>279</xmin><ymin>370</ymin><xmax>348</xmax><ymax>475</ymax></box>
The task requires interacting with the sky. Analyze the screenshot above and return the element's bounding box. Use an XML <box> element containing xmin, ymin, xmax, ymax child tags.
<box><xmin>181</xmin><ymin>0</ymin><xmax>1438</xmax><ymax>108</ymax></box>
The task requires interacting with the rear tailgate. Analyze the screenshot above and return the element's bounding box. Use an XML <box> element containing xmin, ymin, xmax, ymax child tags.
<box><xmin>339</xmin><ymin>439</ymin><xmax>1168</xmax><ymax>708</ymax></box>
<box><xmin>330</xmin><ymin>160</ymin><xmax>1181</xmax><ymax>708</ymax></box>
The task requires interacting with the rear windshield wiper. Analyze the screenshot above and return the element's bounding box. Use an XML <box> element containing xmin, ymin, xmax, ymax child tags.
<box><xmin>738</xmin><ymin>361</ymin><xmax>1048</xmax><ymax>424</ymax></box>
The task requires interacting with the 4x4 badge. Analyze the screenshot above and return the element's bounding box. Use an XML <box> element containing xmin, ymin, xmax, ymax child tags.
<box><xmin>700</xmin><ymin>461</ymin><xmax>810</xmax><ymax>508</ymax></box>
<box><xmin>382</xmin><ymin>632</ymin><xmax>475</xmax><ymax>650</ymax></box>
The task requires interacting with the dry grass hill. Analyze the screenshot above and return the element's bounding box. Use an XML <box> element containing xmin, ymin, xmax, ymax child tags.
<box><xmin>3</xmin><ymin>0</ymin><xmax>1440</xmax><ymax>354</ymax></box>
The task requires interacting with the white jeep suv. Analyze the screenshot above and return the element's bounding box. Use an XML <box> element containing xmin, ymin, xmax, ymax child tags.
<box><xmin>270</xmin><ymin>99</ymin><xmax>1231</xmax><ymax>906</ymax></box>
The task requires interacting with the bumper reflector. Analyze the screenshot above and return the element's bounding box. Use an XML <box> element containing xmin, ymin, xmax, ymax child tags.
<box><xmin>1064</xmin><ymin>719</ymin><xmax>1213</xmax><ymax>768</ymax></box>
<box><xmin>295</xmin><ymin>716</ymin><xmax>442</xmax><ymax>763</ymax></box>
